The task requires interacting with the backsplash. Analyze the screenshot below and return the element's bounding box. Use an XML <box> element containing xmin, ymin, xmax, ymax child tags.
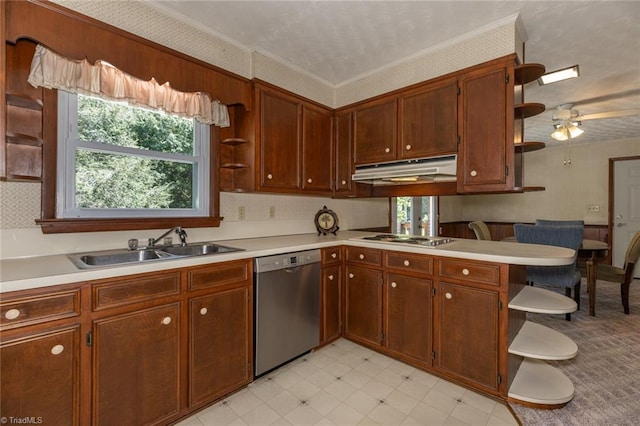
<box><xmin>0</xmin><ymin>187</ymin><xmax>388</xmax><ymax>259</ymax></box>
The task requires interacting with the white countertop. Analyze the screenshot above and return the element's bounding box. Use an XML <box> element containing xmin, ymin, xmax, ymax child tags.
<box><xmin>0</xmin><ymin>231</ymin><xmax>576</xmax><ymax>293</ymax></box>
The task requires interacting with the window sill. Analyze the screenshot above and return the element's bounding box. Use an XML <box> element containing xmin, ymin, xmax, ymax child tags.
<box><xmin>36</xmin><ymin>217</ymin><xmax>222</xmax><ymax>234</ymax></box>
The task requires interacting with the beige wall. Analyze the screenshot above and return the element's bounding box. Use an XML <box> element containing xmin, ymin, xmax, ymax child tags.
<box><xmin>440</xmin><ymin>138</ymin><xmax>640</xmax><ymax>225</ymax></box>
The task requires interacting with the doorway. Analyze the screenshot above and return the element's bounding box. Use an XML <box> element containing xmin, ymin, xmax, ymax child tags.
<box><xmin>610</xmin><ymin>156</ymin><xmax>640</xmax><ymax>277</ymax></box>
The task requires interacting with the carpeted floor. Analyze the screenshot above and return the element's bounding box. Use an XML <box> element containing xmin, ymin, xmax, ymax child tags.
<box><xmin>510</xmin><ymin>278</ymin><xmax>640</xmax><ymax>425</ymax></box>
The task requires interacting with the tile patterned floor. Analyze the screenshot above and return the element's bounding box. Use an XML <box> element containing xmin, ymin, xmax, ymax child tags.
<box><xmin>177</xmin><ymin>339</ymin><xmax>519</xmax><ymax>426</ymax></box>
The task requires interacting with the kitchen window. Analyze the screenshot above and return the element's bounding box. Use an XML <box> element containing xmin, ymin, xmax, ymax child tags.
<box><xmin>392</xmin><ymin>196</ymin><xmax>438</xmax><ymax>236</ymax></box>
<box><xmin>57</xmin><ymin>92</ymin><xmax>210</xmax><ymax>218</ymax></box>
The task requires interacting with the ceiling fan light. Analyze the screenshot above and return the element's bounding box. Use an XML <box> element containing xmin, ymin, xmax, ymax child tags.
<box><xmin>538</xmin><ymin>65</ymin><xmax>580</xmax><ymax>85</ymax></box>
<box><xmin>568</xmin><ymin>125</ymin><xmax>584</xmax><ymax>138</ymax></box>
<box><xmin>551</xmin><ymin>127</ymin><xmax>569</xmax><ymax>141</ymax></box>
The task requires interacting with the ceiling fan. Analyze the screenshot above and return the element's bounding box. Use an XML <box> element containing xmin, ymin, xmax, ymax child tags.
<box><xmin>550</xmin><ymin>104</ymin><xmax>640</xmax><ymax>141</ymax></box>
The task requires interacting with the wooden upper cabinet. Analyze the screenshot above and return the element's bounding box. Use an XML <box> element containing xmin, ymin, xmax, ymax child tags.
<box><xmin>399</xmin><ymin>79</ymin><xmax>458</xmax><ymax>160</ymax></box>
<box><xmin>302</xmin><ymin>105</ymin><xmax>333</xmax><ymax>192</ymax></box>
<box><xmin>257</xmin><ymin>88</ymin><xmax>301</xmax><ymax>190</ymax></box>
<box><xmin>353</xmin><ymin>97</ymin><xmax>397</xmax><ymax>165</ymax></box>
<box><xmin>255</xmin><ymin>83</ymin><xmax>333</xmax><ymax>194</ymax></box>
<box><xmin>457</xmin><ymin>62</ymin><xmax>514</xmax><ymax>193</ymax></box>
<box><xmin>333</xmin><ymin>110</ymin><xmax>353</xmax><ymax>195</ymax></box>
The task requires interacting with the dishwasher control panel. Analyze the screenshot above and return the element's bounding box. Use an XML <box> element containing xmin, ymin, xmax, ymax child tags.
<box><xmin>254</xmin><ymin>249</ymin><xmax>322</xmax><ymax>273</ymax></box>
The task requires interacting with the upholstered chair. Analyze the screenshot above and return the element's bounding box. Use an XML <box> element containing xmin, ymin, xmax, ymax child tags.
<box><xmin>592</xmin><ymin>231</ymin><xmax>640</xmax><ymax>314</ymax></box>
<box><xmin>514</xmin><ymin>224</ymin><xmax>584</xmax><ymax>320</ymax></box>
<box><xmin>468</xmin><ymin>221</ymin><xmax>492</xmax><ymax>241</ymax></box>
<box><xmin>535</xmin><ymin>219</ymin><xmax>585</xmax><ymax>227</ymax></box>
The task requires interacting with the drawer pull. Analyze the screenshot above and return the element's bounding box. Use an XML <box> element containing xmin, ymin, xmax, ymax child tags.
<box><xmin>391</xmin><ymin>282</ymin><xmax>397</xmax><ymax>288</ymax></box>
<box><xmin>445</xmin><ymin>292</ymin><xmax>453</xmax><ymax>300</ymax></box>
<box><xmin>161</xmin><ymin>316</ymin><xmax>172</xmax><ymax>325</ymax></box>
<box><xmin>359</xmin><ymin>254</ymin><xmax>365</xmax><ymax>260</ymax></box>
<box><xmin>51</xmin><ymin>344</ymin><xmax>64</xmax><ymax>355</ymax></box>
<box><xmin>4</xmin><ymin>309</ymin><xmax>20</xmax><ymax>320</ymax></box>
<box><xmin>349</xmin><ymin>273</ymin><xmax>354</xmax><ymax>279</ymax></box>
<box><xmin>200</xmin><ymin>307</ymin><xmax>208</xmax><ymax>316</ymax></box>
<box><xmin>462</xmin><ymin>268</ymin><xmax>470</xmax><ymax>276</ymax></box>
<box><xmin>403</xmin><ymin>260</ymin><xmax>410</xmax><ymax>266</ymax></box>
<box><xmin>331</xmin><ymin>253</ymin><xmax>337</xmax><ymax>259</ymax></box>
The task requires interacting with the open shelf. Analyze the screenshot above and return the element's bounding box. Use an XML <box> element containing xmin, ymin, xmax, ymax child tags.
<box><xmin>509</xmin><ymin>321</ymin><xmax>577</xmax><ymax>360</ymax></box>
<box><xmin>514</xmin><ymin>103</ymin><xmax>545</xmax><ymax>119</ymax></box>
<box><xmin>221</xmin><ymin>137</ymin><xmax>248</xmax><ymax>146</ymax></box>
<box><xmin>508</xmin><ymin>358</ymin><xmax>574</xmax><ymax>407</ymax></box>
<box><xmin>509</xmin><ymin>286</ymin><xmax>577</xmax><ymax>314</ymax></box>
<box><xmin>514</xmin><ymin>141</ymin><xmax>545</xmax><ymax>153</ymax></box>
<box><xmin>6</xmin><ymin>92</ymin><xmax>43</xmax><ymax>111</ymax></box>
<box><xmin>6</xmin><ymin>132</ymin><xmax>44</xmax><ymax>147</ymax></box>
<box><xmin>220</xmin><ymin>163</ymin><xmax>250</xmax><ymax>170</ymax></box>
<box><xmin>514</xmin><ymin>64</ymin><xmax>546</xmax><ymax>85</ymax></box>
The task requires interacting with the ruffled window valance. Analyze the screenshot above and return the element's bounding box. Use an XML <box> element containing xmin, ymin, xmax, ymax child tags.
<box><xmin>27</xmin><ymin>44</ymin><xmax>229</xmax><ymax>127</ymax></box>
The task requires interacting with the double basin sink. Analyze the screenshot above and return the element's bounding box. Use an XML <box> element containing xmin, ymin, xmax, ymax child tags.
<box><xmin>68</xmin><ymin>242</ymin><xmax>244</xmax><ymax>269</ymax></box>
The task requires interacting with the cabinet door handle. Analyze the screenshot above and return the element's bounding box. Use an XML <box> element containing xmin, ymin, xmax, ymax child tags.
<box><xmin>349</xmin><ymin>273</ymin><xmax>354</xmax><ymax>279</ymax></box>
<box><xmin>470</xmin><ymin>170</ymin><xmax>478</xmax><ymax>177</ymax></box>
<box><xmin>161</xmin><ymin>316</ymin><xmax>172</xmax><ymax>325</ymax></box>
<box><xmin>391</xmin><ymin>282</ymin><xmax>397</xmax><ymax>288</ymax></box>
<box><xmin>462</xmin><ymin>268</ymin><xmax>470</xmax><ymax>276</ymax></box>
<box><xmin>331</xmin><ymin>253</ymin><xmax>337</xmax><ymax>259</ymax></box>
<box><xmin>405</xmin><ymin>144</ymin><xmax>412</xmax><ymax>151</ymax></box>
<box><xmin>445</xmin><ymin>292</ymin><xmax>453</xmax><ymax>300</ymax></box>
<box><xmin>51</xmin><ymin>344</ymin><xmax>65</xmax><ymax>355</ymax></box>
<box><xmin>403</xmin><ymin>260</ymin><xmax>410</xmax><ymax>266</ymax></box>
<box><xmin>384</xmin><ymin>147</ymin><xmax>390</xmax><ymax>153</ymax></box>
<box><xmin>359</xmin><ymin>254</ymin><xmax>365</xmax><ymax>260</ymax></box>
<box><xmin>307</xmin><ymin>178</ymin><xmax>313</xmax><ymax>183</ymax></box>
<box><xmin>267</xmin><ymin>173</ymin><xmax>273</xmax><ymax>180</ymax></box>
<box><xmin>4</xmin><ymin>309</ymin><xmax>20</xmax><ymax>320</ymax></box>
<box><xmin>328</xmin><ymin>275</ymin><xmax>334</xmax><ymax>281</ymax></box>
<box><xmin>341</xmin><ymin>180</ymin><xmax>347</xmax><ymax>185</ymax></box>
<box><xmin>200</xmin><ymin>307</ymin><xmax>208</xmax><ymax>316</ymax></box>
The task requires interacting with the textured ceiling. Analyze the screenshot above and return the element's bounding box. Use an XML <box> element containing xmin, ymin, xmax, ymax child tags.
<box><xmin>150</xmin><ymin>0</ymin><xmax>640</xmax><ymax>147</ymax></box>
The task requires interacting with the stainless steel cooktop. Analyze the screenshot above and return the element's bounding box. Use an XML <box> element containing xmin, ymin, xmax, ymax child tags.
<box><xmin>359</xmin><ymin>234</ymin><xmax>453</xmax><ymax>246</ymax></box>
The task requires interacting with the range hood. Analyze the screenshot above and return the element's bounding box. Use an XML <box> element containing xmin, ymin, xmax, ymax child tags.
<box><xmin>352</xmin><ymin>155</ymin><xmax>457</xmax><ymax>185</ymax></box>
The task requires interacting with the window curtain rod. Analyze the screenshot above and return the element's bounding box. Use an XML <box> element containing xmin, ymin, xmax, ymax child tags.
<box><xmin>27</xmin><ymin>44</ymin><xmax>229</xmax><ymax>127</ymax></box>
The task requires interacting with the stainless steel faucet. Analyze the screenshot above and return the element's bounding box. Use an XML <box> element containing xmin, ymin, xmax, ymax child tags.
<box><xmin>148</xmin><ymin>226</ymin><xmax>188</xmax><ymax>247</ymax></box>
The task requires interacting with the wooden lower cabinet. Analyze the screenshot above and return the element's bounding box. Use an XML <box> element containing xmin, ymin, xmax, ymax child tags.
<box><xmin>321</xmin><ymin>264</ymin><xmax>342</xmax><ymax>345</ymax></box>
<box><xmin>344</xmin><ymin>265</ymin><xmax>383</xmax><ymax>346</ymax></box>
<box><xmin>434</xmin><ymin>281</ymin><xmax>500</xmax><ymax>393</ymax></box>
<box><xmin>1</xmin><ymin>326</ymin><xmax>81</xmax><ymax>425</ymax></box>
<box><xmin>93</xmin><ymin>303</ymin><xmax>181</xmax><ymax>425</ymax></box>
<box><xmin>385</xmin><ymin>273</ymin><xmax>432</xmax><ymax>365</ymax></box>
<box><xmin>189</xmin><ymin>286</ymin><xmax>251</xmax><ymax>408</ymax></box>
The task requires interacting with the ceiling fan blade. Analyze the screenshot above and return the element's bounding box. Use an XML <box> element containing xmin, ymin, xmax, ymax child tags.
<box><xmin>579</xmin><ymin>108</ymin><xmax>640</xmax><ymax>121</ymax></box>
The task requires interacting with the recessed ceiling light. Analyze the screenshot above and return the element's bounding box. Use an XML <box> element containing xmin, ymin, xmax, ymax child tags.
<box><xmin>538</xmin><ymin>65</ymin><xmax>580</xmax><ymax>85</ymax></box>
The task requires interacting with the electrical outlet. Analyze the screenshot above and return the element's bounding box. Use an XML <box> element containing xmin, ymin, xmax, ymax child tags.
<box><xmin>238</xmin><ymin>206</ymin><xmax>245</xmax><ymax>220</ymax></box>
<box><xmin>588</xmin><ymin>205</ymin><xmax>600</xmax><ymax>212</ymax></box>
<box><xmin>268</xmin><ymin>206</ymin><xmax>276</xmax><ymax>219</ymax></box>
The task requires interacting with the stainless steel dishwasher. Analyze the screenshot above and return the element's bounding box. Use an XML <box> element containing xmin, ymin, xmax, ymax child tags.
<box><xmin>254</xmin><ymin>249</ymin><xmax>321</xmax><ymax>377</ymax></box>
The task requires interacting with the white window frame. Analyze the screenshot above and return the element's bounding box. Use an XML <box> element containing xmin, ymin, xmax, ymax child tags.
<box><xmin>391</xmin><ymin>196</ymin><xmax>439</xmax><ymax>236</ymax></box>
<box><xmin>56</xmin><ymin>91</ymin><xmax>210</xmax><ymax>218</ymax></box>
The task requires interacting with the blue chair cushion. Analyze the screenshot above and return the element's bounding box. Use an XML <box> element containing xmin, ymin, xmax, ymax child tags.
<box><xmin>514</xmin><ymin>224</ymin><xmax>584</xmax><ymax>289</ymax></box>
